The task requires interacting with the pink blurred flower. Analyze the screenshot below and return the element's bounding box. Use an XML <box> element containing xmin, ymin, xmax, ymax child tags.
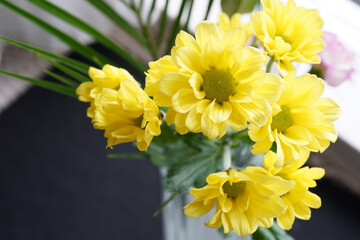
<box><xmin>313</xmin><ymin>32</ymin><xmax>355</xmax><ymax>86</ymax></box>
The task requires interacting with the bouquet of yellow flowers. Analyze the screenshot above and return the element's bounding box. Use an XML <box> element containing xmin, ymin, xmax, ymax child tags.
<box><xmin>0</xmin><ymin>0</ymin><xmax>341</xmax><ymax>239</ymax></box>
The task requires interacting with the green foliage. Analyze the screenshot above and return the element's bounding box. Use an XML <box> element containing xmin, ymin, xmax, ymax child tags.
<box><xmin>43</xmin><ymin>70</ymin><xmax>79</xmax><ymax>88</ymax></box>
<box><xmin>253</xmin><ymin>222</ymin><xmax>294</xmax><ymax>240</ymax></box>
<box><xmin>147</xmin><ymin>124</ymin><xmax>224</xmax><ymax>192</ymax></box>
<box><xmin>165</xmin><ymin>0</ymin><xmax>187</xmax><ymax>54</ymax></box>
<box><xmin>86</xmin><ymin>0</ymin><xmax>146</xmax><ymax>47</ymax></box>
<box><xmin>0</xmin><ymin>70</ymin><xmax>77</xmax><ymax>98</ymax></box>
<box><xmin>107</xmin><ymin>152</ymin><xmax>148</xmax><ymax>160</ymax></box>
<box><xmin>0</xmin><ymin>37</ymin><xmax>90</xmax><ymax>75</ymax></box>
<box><xmin>221</xmin><ymin>0</ymin><xmax>259</xmax><ymax>15</ymax></box>
<box><xmin>42</xmin><ymin>58</ymin><xmax>90</xmax><ymax>83</ymax></box>
<box><xmin>204</xmin><ymin>0</ymin><xmax>215</xmax><ymax>20</ymax></box>
<box><xmin>157</xmin><ymin>0</ymin><xmax>170</xmax><ymax>46</ymax></box>
<box><xmin>29</xmin><ymin>0</ymin><xmax>147</xmax><ymax>73</ymax></box>
<box><xmin>0</xmin><ymin>1</ymin><xmax>112</xmax><ymax>67</ymax></box>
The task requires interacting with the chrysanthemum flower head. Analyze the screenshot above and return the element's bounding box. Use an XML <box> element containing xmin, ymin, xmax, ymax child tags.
<box><xmin>76</xmin><ymin>65</ymin><xmax>162</xmax><ymax>151</ymax></box>
<box><xmin>145</xmin><ymin>21</ymin><xmax>283</xmax><ymax>139</ymax></box>
<box><xmin>184</xmin><ymin>169</ymin><xmax>294</xmax><ymax>236</ymax></box>
<box><xmin>248</xmin><ymin>150</ymin><xmax>325</xmax><ymax>230</ymax></box>
<box><xmin>76</xmin><ymin>65</ymin><xmax>136</xmax><ymax>118</ymax></box>
<box><xmin>91</xmin><ymin>79</ymin><xmax>162</xmax><ymax>151</ymax></box>
<box><xmin>217</xmin><ymin>12</ymin><xmax>252</xmax><ymax>42</ymax></box>
<box><xmin>248</xmin><ymin>72</ymin><xmax>341</xmax><ymax>167</ymax></box>
<box><xmin>250</xmin><ymin>0</ymin><xmax>324</xmax><ymax>75</ymax></box>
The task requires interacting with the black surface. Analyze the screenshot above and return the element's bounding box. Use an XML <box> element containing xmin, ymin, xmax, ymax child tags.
<box><xmin>0</xmin><ymin>86</ymin><xmax>163</xmax><ymax>240</ymax></box>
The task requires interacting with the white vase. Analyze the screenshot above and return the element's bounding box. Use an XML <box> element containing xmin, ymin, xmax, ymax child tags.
<box><xmin>161</xmin><ymin>190</ymin><xmax>252</xmax><ymax>240</ymax></box>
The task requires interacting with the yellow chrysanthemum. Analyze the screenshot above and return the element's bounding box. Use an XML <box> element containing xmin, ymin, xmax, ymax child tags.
<box><xmin>248</xmin><ymin>72</ymin><xmax>341</xmax><ymax>167</ymax></box>
<box><xmin>91</xmin><ymin>79</ymin><xmax>162</xmax><ymax>151</ymax></box>
<box><xmin>145</xmin><ymin>21</ymin><xmax>283</xmax><ymax>139</ymax></box>
<box><xmin>76</xmin><ymin>65</ymin><xmax>136</xmax><ymax>118</ymax></box>
<box><xmin>217</xmin><ymin>12</ymin><xmax>252</xmax><ymax>42</ymax></box>
<box><xmin>250</xmin><ymin>0</ymin><xmax>324</xmax><ymax>75</ymax></box>
<box><xmin>248</xmin><ymin>150</ymin><xmax>324</xmax><ymax>230</ymax></box>
<box><xmin>184</xmin><ymin>169</ymin><xmax>294</xmax><ymax>236</ymax></box>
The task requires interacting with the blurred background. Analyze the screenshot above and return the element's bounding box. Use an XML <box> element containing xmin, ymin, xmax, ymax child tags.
<box><xmin>0</xmin><ymin>0</ymin><xmax>359</xmax><ymax>239</ymax></box>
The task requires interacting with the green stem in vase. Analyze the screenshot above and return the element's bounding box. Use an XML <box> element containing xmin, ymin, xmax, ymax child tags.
<box><xmin>266</xmin><ymin>58</ymin><xmax>275</xmax><ymax>73</ymax></box>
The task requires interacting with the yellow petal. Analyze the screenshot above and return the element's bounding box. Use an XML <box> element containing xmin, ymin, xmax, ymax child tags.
<box><xmin>206</xmin><ymin>100</ymin><xmax>232</xmax><ymax>123</ymax></box>
<box><xmin>174</xmin><ymin>111</ymin><xmax>189</xmax><ymax>135</ymax></box>
<box><xmin>172</xmin><ymin>89</ymin><xmax>199</xmax><ymax>113</ymax></box>
<box><xmin>76</xmin><ymin>82</ymin><xmax>95</xmax><ymax>102</ymax></box>
<box><xmin>185</xmin><ymin>108</ymin><xmax>202</xmax><ymax>132</ymax></box>
<box><xmin>201</xmin><ymin>113</ymin><xmax>220</xmax><ymax>139</ymax></box>
<box><xmin>158</xmin><ymin>72</ymin><xmax>191</xmax><ymax>96</ymax></box>
<box><xmin>218</xmin><ymin>195</ymin><xmax>233</xmax><ymax>213</ymax></box>
<box><xmin>303</xmin><ymin>191</ymin><xmax>321</xmax><ymax>209</ymax></box>
<box><xmin>189</xmin><ymin>72</ymin><xmax>205</xmax><ymax>99</ymax></box>
<box><xmin>172</xmin><ymin>47</ymin><xmax>204</xmax><ymax>73</ymax></box>
<box><xmin>229</xmin><ymin>209</ymin><xmax>252</xmax><ymax>236</ymax></box>
<box><xmin>229</xmin><ymin>84</ymin><xmax>253</xmax><ymax>103</ymax></box>
<box><xmin>195</xmin><ymin>21</ymin><xmax>221</xmax><ymax>48</ymax></box>
<box><xmin>314</xmin><ymin>98</ymin><xmax>341</xmax><ymax>122</ymax></box>
<box><xmin>238</xmin><ymin>94</ymin><xmax>272</xmax><ymax>127</ymax></box>
<box><xmin>281</xmin><ymin>125</ymin><xmax>312</xmax><ymax>145</ymax></box>
<box><xmin>201</xmin><ymin>39</ymin><xmax>223</xmax><ymax>69</ymax></box>
<box><xmin>221</xmin><ymin>212</ymin><xmax>232</xmax><ymax>233</ymax></box>
<box><xmin>227</xmin><ymin>103</ymin><xmax>248</xmax><ymax>131</ymax></box>
<box><xmin>308</xmin><ymin>167</ymin><xmax>325</xmax><ymax>180</ymax></box>
<box><xmin>254</xmin><ymin>73</ymin><xmax>283</xmax><ymax>104</ymax></box>
<box><xmin>184</xmin><ymin>199</ymin><xmax>216</xmax><ymax>218</ymax></box>
<box><xmin>234</xmin><ymin>47</ymin><xmax>267</xmax><ymax>79</ymax></box>
<box><xmin>223</xmin><ymin>27</ymin><xmax>246</xmax><ymax>47</ymax></box>
<box><xmin>293</xmin><ymin>201</ymin><xmax>311</xmax><ymax>220</ymax></box>
<box><xmin>288</xmin><ymin>74</ymin><xmax>325</xmax><ymax>107</ymax></box>
<box><xmin>251</xmin><ymin>138</ymin><xmax>273</xmax><ymax>155</ymax></box>
<box><xmin>165</xmin><ymin>107</ymin><xmax>176</xmax><ymax>125</ymax></box>
<box><xmin>175</xmin><ymin>30</ymin><xmax>200</xmax><ymax>52</ymax></box>
<box><xmin>206</xmin><ymin>208</ymin><xmax>223</xmax><ymax>228</ymax></box>
<box><xmin>277</xmin><ymin>199</ymin><xmax>295</xmax><ymax>230</ymax></box>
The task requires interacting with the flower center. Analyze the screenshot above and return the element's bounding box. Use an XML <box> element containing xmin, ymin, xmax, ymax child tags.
<box><xmin>271</xmin><ymin>106</ymin><xmax>292</xmax><ymax>132</ymax></box>
<box><xmin>222</xmin><ymin>181</ymin><xmax>246</xmax><ymax>199</ymax></box>
<box><xmin>135</xmin><ymin>114</ymin><xmax>144</xmax><ymax>128</ymax></box>
<box><xmin>202</xmin><ymin>68</ymin><xmax>235</xmax><ymax>103</ymax></box>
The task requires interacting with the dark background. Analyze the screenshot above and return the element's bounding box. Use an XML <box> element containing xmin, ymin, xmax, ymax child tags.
<box><xmin>0</xmin><ymin>47</ymin><xmax>359</xmax><ymax>239</ymax></box>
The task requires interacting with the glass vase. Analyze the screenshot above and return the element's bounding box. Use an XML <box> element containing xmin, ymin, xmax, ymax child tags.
<box><xmin>161</xmin><ymin>190</ymin><xmax>252</xmax><ymax>240</ymax></box>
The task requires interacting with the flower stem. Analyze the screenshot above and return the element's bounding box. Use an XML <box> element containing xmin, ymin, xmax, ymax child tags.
<box><xmin>266</xmin><ymin>58</ymin><xmax>275</xmax><ymax>73</ymax></box>
<box><xmin>223</xmin><ymin>144</ymin><xmax>232</xmax><ymax>170</ymax></box>
<box><xmin>130</xmin><ymin>0</ymin><xmax>159</xmax><ymax>60</ymax></box>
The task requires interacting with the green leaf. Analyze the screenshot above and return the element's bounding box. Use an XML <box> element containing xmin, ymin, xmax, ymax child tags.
<box><xmin>0</xmin><ymin>0</ymin><xmax>112</xmax><ymax>66</ymax></box>
<box><xmin>183</xmin><ymin>0</ymin><xmax>194</xmax><ymax>32</ymax></box>
<box><xmin>0</xmin><ymin>36</ymin><xmax>90</xmax><ymax>74</ymax></box>
<box><xmin>165</xmin><ymin>0</ymin><xmax>187</xmax><ymax>54</ymax></box>
<box><xmin>253</xmin><ymin>222</ymin><xmax>294</xmax><ymax>240</ymax></box>
<box><xmin>156</xmin><ymin>0</ymin><xmax>169</xmax><ymax>47</ymax></box>
<box><xmin>41</xmin><ymin>56</ymin><xmax>90</xmax><ymax>83</ymax></box>
<box><xmin>0</xmin><ymin>70</ymin><xmax>77</xmax><ymax>98</ymax></box>
<box><xmin>221</xmin><ymin>0</ymin><xmax>259</xmax><ymax>15</ymax></box>
<box><xmin>153</xmin><ymin>191</ymin><xmax>179</xmax><ymax>217</ymax></box>
<box><xmin>268</xmin><ymin>222</ymin><xmax>294</xmax><ymax>240</ymax></box>
<box><xmin>165</xmin><ymin>143</ymin><xmax>222</xmax><ymax>191</ymax></box>
<box><xmin>29</xmin><ymin>0</ymin><xmax>147</xmax><ymax>73</ymax></box>
<box><xmin>253</xmin><ymin>228</ymin><xmax>277</xmax><ymax>240</ymax></box>
<box><xmin>147</xmin><ymin>0</ymin><xmax>157</xmax><ymax>23</ymax></box>
<box><xmin>43</xmin><ymin>70</ymin><xmax>79</xmax><ymax>88</ymax></box>
<box><xmin>107</xmin><ymin>152</ymin><xmax>148</xmax><ymax>160</ymax></box>
<box><xmin>86</xmin><ymin>0</ymin><xmax>146</xmax><ymax>47</ymax></box>
<box><xmin>204</xmin><ymin>0</ymin><xmax>215</xmax><ymax>20</ymax></box>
